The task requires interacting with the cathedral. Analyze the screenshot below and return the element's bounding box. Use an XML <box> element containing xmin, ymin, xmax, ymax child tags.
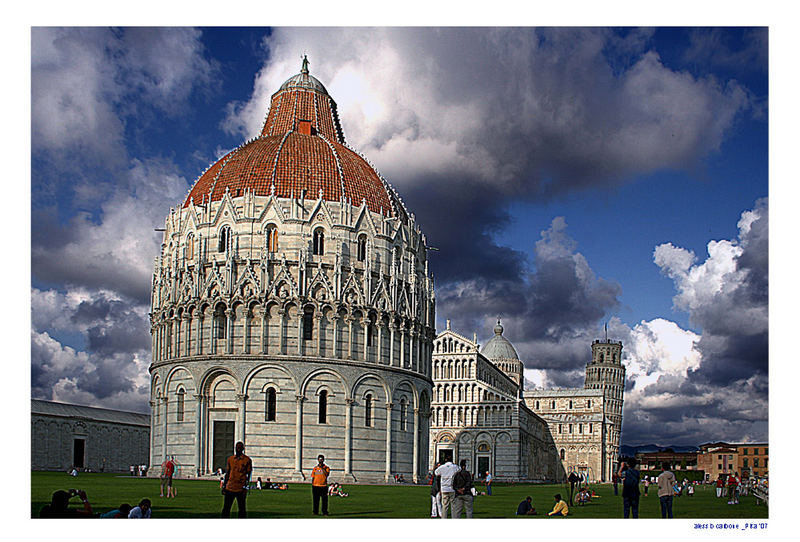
<box><xmin>149</xmin><ymin>58</ymin><xmax>624</xmax><ymax>484</ymax></box>
<box><xmin>430</xmin><ymin>321</ymin><xmax>624</xmax><ymax>482</ymax></box>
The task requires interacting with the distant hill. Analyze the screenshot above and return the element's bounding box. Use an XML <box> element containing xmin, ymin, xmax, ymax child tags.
<box><xmin>620</xmin><ymin>444</ymin><xmax>700</xmax><ymax>456</ymax></box>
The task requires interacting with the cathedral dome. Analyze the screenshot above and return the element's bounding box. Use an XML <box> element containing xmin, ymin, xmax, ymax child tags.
<box><xmin>481</xmin><ymin>320</ymin><xmax>519</xmax><ymax>360</ymax></box>
<box><xmin>183</xmin><ymin>56</ymin><xmax>405</xmax><ymax>219</ymax></box>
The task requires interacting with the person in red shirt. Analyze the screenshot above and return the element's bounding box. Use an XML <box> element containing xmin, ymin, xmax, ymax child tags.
<box><xmin>221</xmin><ymin>441</ymin><xmax>252</xmax><ymax>518</ymax></box>
<box><xmin>161</xmin><ymin>456</ymin><xmax>176</xmax><ymax>498</ymax></box>
<box><xmin>311</xmin><ymin>454</ymin><xmax>331</xmax><ymax>516</ymax></box>
<box><xmin>727</xmin><ymin>473</ymin><xmax>739</xmax><ymax>505</ymax></box>
<box><xmin>715</xmin><ymin>476</ymin><xmax>725</xmax><ymax>498</ymax></box>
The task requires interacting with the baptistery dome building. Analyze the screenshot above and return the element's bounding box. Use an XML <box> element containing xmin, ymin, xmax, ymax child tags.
<box><xmin>149</xmin><ymin>58</ymin><xmax>435</xmax><ymax>483</ymax></box>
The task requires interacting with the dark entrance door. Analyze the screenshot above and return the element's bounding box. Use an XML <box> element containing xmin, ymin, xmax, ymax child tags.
<box><xmin>438</xmin><ymin>449</ymin><xmax>453</xmax><ymax>464</ymax></box>
<box><xmin>73</xmin><ymin>439</ymin><xmax>85</xmax><ymax>468</ymax></box>
<box><xmin>477</xmin><ymin>456</ymin><xmax>490</xmax><ymax>478</ymax></box>
<box><xmin>213</xmin><ymin>421</ymin><xmax>235</xmax><ymax>472</ymax></box>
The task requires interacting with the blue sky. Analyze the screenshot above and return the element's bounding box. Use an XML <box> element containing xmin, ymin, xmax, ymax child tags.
<box><xmin>28</xmin><ymin>25</ymin><xmax>770</xmax><ymax>447</ymax></box>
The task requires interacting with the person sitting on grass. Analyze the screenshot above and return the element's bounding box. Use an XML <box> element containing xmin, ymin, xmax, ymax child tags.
<box><xmin>687</xmin><ymin>484</ymin><xmax>695</xmax><ymax>497</ymax></box>
<box><xmin>39</xmin><ymin>489</ymin><xmax>93</xmax><ymax>518</ymax></box>
<box><xmin>100</xmin><ymin>503</ymin><xmax>132</xmax><ymax>518</ymax></box>
<box><xmin>128</xmin><ymin>499</ymin><xmax>152</xmax><ymax>519</ymax></box>
<box><xmin>548</xmin><ymin>494</ymin><xmax>569</xmax><ymax>516</ymax></box>
<box><xmin>516</xmin><ymin>496</ymin><xmax>537</xmax><ymax>515</ymax></box>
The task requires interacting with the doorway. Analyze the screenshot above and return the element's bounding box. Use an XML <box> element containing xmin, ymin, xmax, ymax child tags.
<box><xmin>438</xmin><ymin>449</ymin><xmax>453</xmax><ymax>464</ymax></box>
<box><xmin>212</xmin><ymin>421</ymin><xmax>235</xmax><ymax>472</ymax></box>
<box><xmin>73</xmin><ymin>438</ymin><xmax>85</xmax><ymax>468</ymax></box>
<box><xmin>477</xmin><ymin>456</ymin><xmax>490</xmax><ymax>478</ymax></box>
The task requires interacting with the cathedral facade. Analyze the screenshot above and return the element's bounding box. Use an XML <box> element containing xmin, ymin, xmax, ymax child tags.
<box><xmin>149</xmin><ymin>58</ymin><xmax>435</xmax><ymax>483</ymax></box>
<box><xmin>430</xmin><ymin>322</ymin><xmax>625</xmax><ymax>483</ymax></box>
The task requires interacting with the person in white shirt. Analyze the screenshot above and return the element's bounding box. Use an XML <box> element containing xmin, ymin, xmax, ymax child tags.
<box><xmin>434</xmin><ymin>459</ymin><xmax>461</xmax><ymax>519</ymax></box>
<box><xmin>657</xmin><ymin>463</ymin><xmax>677</xmax><ymax>518</ymax></box>
<box><xmin>128</xmin><ymin>498</ymin><xmax>152</xmax><ymax>518</ymax></box>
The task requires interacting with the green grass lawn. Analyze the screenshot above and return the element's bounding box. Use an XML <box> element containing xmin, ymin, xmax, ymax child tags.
<box><xmin>31</xmin><ymin>471</ymin><xmax>768</xmax><ymax>519</ymax></box>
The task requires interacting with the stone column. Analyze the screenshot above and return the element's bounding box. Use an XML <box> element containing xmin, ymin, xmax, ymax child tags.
<box><xmin>226</xmin><ymin>309</ymin><xmax>235</xmax><ymax>354</ymax></box>
<box><xmin>399</xmin><ymin>326</ymin><xmax>406</xmax><ymax>368</ymax></box>
<box><xmin>389</xmin><ymin>322</ymin><xmax>397</xmax><ymax>367</ymax></box>
<box><xmin>261</xmin><ymin>307</ymin><xmax>269</xmax><ymax>354</ymax></box>
<box><xmin>149</xmin><ymin>400</ymin><xmax>156</xmax><ymax>471</ymax></box>
<box><xmin>331</xmin><ymin>314</ymin><xmax>339</xmax><ymax>359</ymax></box>
<box><xmin>377</xmin><ymin>322</ymin><xmax>383</xmax><ymax>364</ymax></box>
<box><xmin>194</xmin><ymin>394</ymin><xmax>204</xmax><ymax>476</ymax></box>
<box><xmin>160</xmin><ymin>396</ymin><xmax>169</xmax><ymax>463</ymax></box>
<box><xmin>278</xmin><ymin>309</ymin><xmax>287</xmax><ymax>355</ymax></box>
<box><xmin>344</xmin><ymin>398</ymin><xmax>354</xmax><ymax>481</ymax></box>
<box><xmin>183</xmin><ymin>315</ymin><xmax>192</xmax><ymax>356</ymax></box>
<box><xmin>362</xmin><ymin>318</ymin><xmax>370</xmax><ymax>361</ymax></box>
<box><xmin>294</xmin><ymin>395</ymin><xmax>305</xmax><ymax>479</ymax></box>
<box><xmin>346</xmin><ymin>317</ymin><xmax>355</xmax><ymax>359</ymax></box>
<box><xmin>410</xmin><ymin>329</ymin><xmax>418</xmax><ymax>371</ymax></box>
<box><xmin>197</xmin><ymin>314</ymin><xmax>204</xmax><ymax>355</ymax></box>
<box><xmin>297</xmin><ymin>312</ymin><xmax>304</xmax><ymax>355</ymax></box>
<box><xmin>236</xmin><ymin>394</ymin><xmax>247</xmax><ymax>444</ymax></box>
<box><xmin>384</xmin><ymin>402</ymin><xmax>393</xmax><ymax>482</ymax></box>
<box><xmin>243</xmin><ymin>309</ymin><xmax>250</xmax><ymax>354</ymax></box>
<box><xmin>412</xmin><ymin>407</ymin><xmax>420</xmax><ymax>483</ymax></box>
<box><xmin>315</xmin><ymin>315</ymin><xmax>324</xmax><ymax>357</ymax></box>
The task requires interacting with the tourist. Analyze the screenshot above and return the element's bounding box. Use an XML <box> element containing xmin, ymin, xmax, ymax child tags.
<box><xmin>715</xmin><ymin>475</ymin><xmax>725</xmax><ymax>498</ymax></box>
<box><xmin>39</xmin><ymin>489</ymin><xmax>93</xmax><ymax>518</ymax></box>
<box><xmin>128</xmin><ymin>498</ymin><xmax>151</xmax><ymax>518</ymax></box>
<box><xmin>612</xmin><ymin>472</ymin><xmax>619</xmax><ymax>496</ymax></box>
<box><xmin>100</xmin><ymin>503</ymin><xmax>132</xmax><ymax>518</ymax></box>
<box><xmin>643</xmin><ymin>477</ymin><xmax>650</xmax><ymax>496</ymax></box>
<box><xmin>129</xmin><ymin>465</ymin><xmax>135</xmax><ymax>477</ymax></box>
<box><xmin>452</xmin><ymin>460</ymin><xmax>474</xmax><ymax>518</ymax></box>
<box><xmin>434</xmin><ymin>457</ymin><xmax>460</xmax><ymax>518</ymax></box>
<box><xmin>160</xmin><ymin>456</ymin><xmax>175</xmax><ymax>498</ymax></box>
<box><xmin>430</xmin><ymin>462</ymin><xmax>442</xmax><ymax>518</ymax></box>
<box><xmin>221</xmin><ymin>441</ymin><xmax>252</xmax><ymax>518</ymax></box>
<box><xmin>727</xmin><ymin>472</ymin><xmax>739</xmax><ymax>505</ymax></box>
<box><xmin>516</xmin><ymin>496</ymin><xmax>537</xmax><ymax>515</ymax></box>
<box><xmin>618</xmin><ymin>457</ymin><xmax>641</xmax><ymax>518</ymax></box>
<box><xmin>547</xmin><ymin>494</ymin><xmax>569</xmax><ymax>516</ymax></box>
<box><xmin>567</xmin><ymin>471</ymin><xmax>579</xmax><ymax>504</ymax></box>
<box><xmin>485</xmin><ymin>471</ymin><xmax>493</xmax><ymax>496</ymax></box>
<box><xmin>687</xmin><ymin>484</ymin><xmax>695</xmax><ymax>497</ymax></box>
<box><xmin>657</xmin><ymin>462</ymin><xmax>677</xmax><ymax>518</ymax></box>
<box><xmin>256</xmin><ymin>477</ymin><xmax>262</xmax><ymax>490</ymax></box>
<box><xmin>311</xmin><ymin>454</ymin><xmax>331</xmax><ymax>516</ymax></box>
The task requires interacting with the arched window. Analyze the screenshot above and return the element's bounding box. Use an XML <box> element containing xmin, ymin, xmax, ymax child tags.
<box><xmin>535</xmin><ymin>400</ymin><xmax>540</xmax><ymax>410</ymax></box>
<box><xmin>551</xmin><ymin>400</ymin><xmax>556</xmax><ymax>409</ymax></box>
<box><xmin>318</xmin><ymin>390</ymin><xmax>328</xmax><ymax>424</ymax></box>
<box><xmin>560</xmin><ymin>449</ymin><xmax>566</xmax><ymax>460</ymax></box>
<box><xmin>588</xmin><ymin>423</ymin><xmax>593</xmax><ymax>434</ymax></box>
<box><xmin>569</xmin><ymin>424</ymin><xmax>573</xmax><ymax>434</ymax></box>
<box><xmin>266</xmin><ymin>224</ymin><xmax>278</xmax><ymax>253</ymax></box>
<box><xmin>579</xmin><ymin>423</ymin><xmax>583</xmax><ymax>434</ymax></box>
<box><xmin>176</xmin><ymin>388</ymin><xmax>185</xmax><ymax>422</ymax></box>
<box><xmin>400</xmin><ymin>398</ymin><xmax>408</xmax><ymax>431</ymax></box>
<box><xmin>214</xmin><ymin>306</ymin><xmax>227</xmax><ymax>339</ymax></box>
<box><xmin>569</xmin><ymin>400</ymin><xmax>573</xmax><ymax>409</ymax></box>
<box><xmin>185</xmin><ymin>233</ymin><xmax>195</xmax><ymax>261</ymax></box>
<box><xmin>313</xmin><ymin>228</ymin><xmax>325</xmax><ymax>255</ymax></box>
<box><xmin>218</xmin><ymin>225</ymin><xmax>231</xmax><ymax>253</ymax></box>
<box><xmin>303</xmin><ymin>309</ymin><xmax>314</xmax><ymax>341</ymax></box>
<box><xmin>265</xmin><ymin>387</ymin><xmax>277</xmax><ymax>421</ymax></box>
<box><xmin>558</xmin><ymin>424</ymin><xmax>562</xmax><ymax>434</ymax></box>
<box><xmin>587</xmin><ymin>399</ymin><xmax>592</xmax><ymax>408</ymax></box>
<box><xmin>357</xmin><ymin>234</ymin><xmax>367</xmax><ymax>262</ymax></box>
<box><xmin>365</xmin><ymin>394</ymin><xmax>372</xmax><ymax>427</ymax></box>
<box><xmin>366</xmin><ymin>322</ymin><xmax>374</xmax><ymax>347</ymax></box>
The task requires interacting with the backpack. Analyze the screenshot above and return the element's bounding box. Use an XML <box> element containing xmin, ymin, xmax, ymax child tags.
<box><xmin>622</xmin><ymin>468</ymin><xmax>640</xmax><ymax>496</ymax></box>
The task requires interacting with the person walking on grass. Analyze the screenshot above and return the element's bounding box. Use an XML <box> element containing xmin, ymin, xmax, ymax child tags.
<box><xmin>657</xmin><ymin>462</ymin><xmax>677</xmax><ymax>518</ymax></box>
<box><xmin>618</xmin><ymin>457</ymin><xmax>641</xmax><ymax>518</ymax></box>
<box><xmin>311</xmin><ymin>454</ymin><xmax>331</xmax><ymax>516</ymax></box>
<box><xmin>452</xmin><ymin>460</ymin><xmax>474</xmax><ymax>518</ymax></box>
<box><xmin>221</xmin><ymin>441</ymin><xmax>252</xmax><ymax>518</ymax></box>
<box><xmin>434</xmin><ymin>457</ymin><xmax>461</xmax><ymax>518</ymax></box>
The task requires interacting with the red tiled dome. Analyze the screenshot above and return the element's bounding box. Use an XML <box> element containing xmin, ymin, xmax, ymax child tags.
<box><xmin>184</xmin><ymin>57</ymin><xmax>402</xmax><ymax>218</ymax></box>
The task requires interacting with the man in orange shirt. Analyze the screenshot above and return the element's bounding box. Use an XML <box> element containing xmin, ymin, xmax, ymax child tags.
<box><xmin>221</xmin><ymin>441</ymin><xmax>252</xmax><ymax>518</ymax></box>
<box><xmin>311</xmin><ymin>454</ymin><xmax>331</xmax><ymax>516</ymax></box>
